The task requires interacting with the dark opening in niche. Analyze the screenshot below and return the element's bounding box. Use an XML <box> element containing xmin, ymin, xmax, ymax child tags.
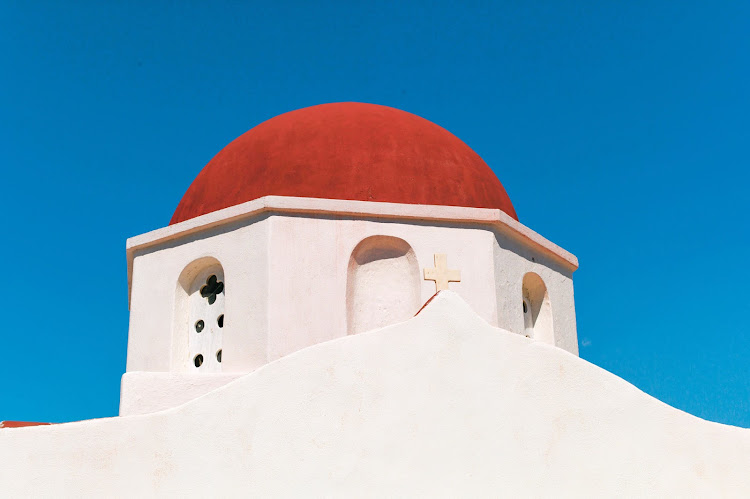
<box><xmin>194</xmin><ymin>354</ymin><xmax>204</xmax><ymax>368</ymax></box>
<box><xmin>217</xmin><ymin>314</ymin><xmax>224</xmax><ymax>328</ymax></box>
<box><xmin>522</xmin><ymin>301</ymin><xmax>527</xmax><ymax>314</ymax></box>
<box><xmin>195</xmin><ymin>320</ymin><xmax>204</xmax><ymax>333</ymax></box>
<box><xmin>216</xmin><ymin>349</ymin><xmax>222</xmax><ymax>363</ymax></box>
<box><xmin>200</xmin><ymin>275</ymin><xmax>225</xmax><ymax>305</ymax></box>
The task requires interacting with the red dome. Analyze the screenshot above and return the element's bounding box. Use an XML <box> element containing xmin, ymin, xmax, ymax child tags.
<box><xmin>171</xmin><ymin>102</ymin><xmax>517</xmax><ymax>224</ymax></box>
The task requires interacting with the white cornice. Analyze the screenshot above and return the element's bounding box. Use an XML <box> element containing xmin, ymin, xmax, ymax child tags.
<box><xmin>126</xmin><ymin>196</ymin><xmax>578</xmax><ymax>304</ymax></box>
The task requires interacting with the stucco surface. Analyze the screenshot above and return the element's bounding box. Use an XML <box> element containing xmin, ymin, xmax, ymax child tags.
<box><xmin>124</xmin><ymin>207</ymin><xmax>577</xmax><ymax>414</ymax></box>
<box><xmin>2</xmin><ymin>292</ymin><xmax>748</xmax><ymax>496</ymax></box>
<box><xmin>119</xmin><ymin>373</ymin><xmax>242</xmax><ymax>416</ymax></box>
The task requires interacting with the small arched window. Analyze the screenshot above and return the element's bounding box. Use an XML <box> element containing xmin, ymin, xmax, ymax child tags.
<box><xmin>521</xmin><ymin>272</ymin><xmax>554</xmax><ymax>344</ymax></box>
<box><xmin>177</xmin><ymin>259</ymin><xmax>225</xmax><ymax>372</ymax></box>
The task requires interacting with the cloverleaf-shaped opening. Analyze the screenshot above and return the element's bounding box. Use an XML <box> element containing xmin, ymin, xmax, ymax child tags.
<box><xmin>200</xmin><ymin>275</ymin><xmax>224</xmax><ymax>305</ymax></box>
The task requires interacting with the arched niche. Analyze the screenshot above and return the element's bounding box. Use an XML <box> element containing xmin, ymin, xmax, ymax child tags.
<box><xmin>522</xmin><ymin>272</ymin><xmax>554</xmax><ymax>344</ymax></box>
<box><xmin>175</xmin><ymin>257</ymin><xmax>226</xmax><ymax>372</ymax></box>
<box><xmin>346</xmin><ymin>236</ymin><xmax>420</xmax><ymax>335</ymax></box>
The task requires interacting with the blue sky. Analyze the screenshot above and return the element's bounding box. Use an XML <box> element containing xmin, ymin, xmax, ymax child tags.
<box><xmin>1</xmin><ymin>1</ymin><xmax>748</xmax><ymax>426</ymax></box>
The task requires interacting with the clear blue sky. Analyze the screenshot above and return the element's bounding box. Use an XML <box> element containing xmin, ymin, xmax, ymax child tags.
<box><xmin>2</xmin><ymin>1</ymin><xmax>748</xmax><ymax>426</ymax></box>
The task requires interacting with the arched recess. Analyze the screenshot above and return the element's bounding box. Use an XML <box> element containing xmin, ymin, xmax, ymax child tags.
<box><xmin>346</xmin><ymin>236</ymin><xmax>420</xmax><ymax>335</ymax></box>
<box><xmin>175</xmin><ymin>257</ymin><xmax>226</xmax><ymax>372</ymax></box>
<box><xmin>522</xmin><ymin>272</ymin><xmax>554</xmax><ymax>344</ymax></box>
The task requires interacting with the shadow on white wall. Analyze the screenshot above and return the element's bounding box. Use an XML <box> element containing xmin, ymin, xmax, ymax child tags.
<box><xmin>522</xmin><ymin>272</ymin><xmax>554</xmax><ymax>344</ymax></box>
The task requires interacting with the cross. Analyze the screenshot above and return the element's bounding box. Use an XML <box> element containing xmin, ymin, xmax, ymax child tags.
<box><xmin>424</xmin><ymin>253</ymin><xmax>461</xmax><ymax>292</ymax></box>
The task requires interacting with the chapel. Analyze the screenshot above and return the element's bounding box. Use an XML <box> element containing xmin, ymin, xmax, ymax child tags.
<box><xmin>2</xmin><ymin>103</ymin><xmax>747</xmax><ymax>496</ymax></box>
<box><xmin>121</xmin><ymin>102</ymin><xmax>578</xmax><ymax>415</ymax></box>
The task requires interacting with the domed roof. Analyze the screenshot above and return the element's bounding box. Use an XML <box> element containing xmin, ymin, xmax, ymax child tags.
<box><xmin>171</xmin><ymin>102</ymin><xmax>517</xmax><ymax>224</ymax></box>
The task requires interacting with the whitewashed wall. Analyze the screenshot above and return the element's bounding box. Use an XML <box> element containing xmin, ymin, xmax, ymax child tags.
<box><xmin>265</xmin><ymin>214</ymin><xmax>501</xmax><ymax>360</ymax></box>
<box><xmin>493</xmin><ymin>227</ymin><xmax>578</xmax><ymax>354</ymax></box>
<box><xmin>122</xmin><ymin>197</ymin><xmax>578</xmax><ymax>415</ymax></box>
<box><xmin>4</xmin><ymin>293</ymin><xmax>748</xmax><ymax>496</ymax></box>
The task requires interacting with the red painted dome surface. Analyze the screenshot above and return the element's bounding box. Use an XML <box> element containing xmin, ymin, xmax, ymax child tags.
<box><xmin>171</xmin><ymin>102</ymin><xmax>517</xmax><ymax>225</ymax></box>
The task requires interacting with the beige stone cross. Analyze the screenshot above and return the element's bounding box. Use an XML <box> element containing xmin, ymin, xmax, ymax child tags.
<box><xmin>424</xmin><ymin>253</ymin><xmax>461</xmax><ymax>292</ymax></box>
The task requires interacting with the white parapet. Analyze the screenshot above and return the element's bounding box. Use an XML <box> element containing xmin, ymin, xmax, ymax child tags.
<box><xmin>1</xmin><ymin>292</ymin><xmax>748</xmax><ymax>496</ymax></box>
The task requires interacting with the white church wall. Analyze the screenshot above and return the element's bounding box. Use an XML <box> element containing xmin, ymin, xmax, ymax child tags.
<box><xmin>123</xmin><ymin>197</ymin><xmax>579</xmax><ymax>415</ymax></box>
<box><xmin>265</xmin><ymin>213</ymin><xmax>499</xmax><ymax>361</ymax></box>
<box><xmin>493</xmin><ymin>228</ymin><xmax>578</xmax><ymax>354</ymax></box>
<box><xmin>127</xmin><ymin>216</ymin><xmax>270</xmax><ymax>373</ymax></box>
<box><xmin>119</xmin><ymin>372</ymin><xmax>243</xmax><ymax>416</ymax></box>
<box><xmin>122</xmin><ymin>216</ymin><xmax>271</xmax><ymax>415</ymax></box>
<box><xmin>4</xmin><ymin>293</ymin><xmax>748</xmax><ymax>496</ymax></box>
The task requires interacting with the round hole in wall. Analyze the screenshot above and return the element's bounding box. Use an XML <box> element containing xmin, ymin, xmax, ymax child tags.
<box><xmin>216</xmin><ymin>349</ymin><xmax>222</xmax><ymax>363</ymax></box>
<box><xmin>194</xmin><ymin>354</ymin><xmax>204</xmax><ymax>368</ymax></box>
<box><xmin>195</xmin><ymin>320</ymin><xmax>204</xmax><ymax>333</ymax></box>
<box><xmin>217</xmin><ymin>314</ymin><xmax>224</xmax><ymax>328</ymax></box>
<box><xmin>522</xmin><ymin>301</ymin><xmax>528</xmax><ymax>314</ymax></box>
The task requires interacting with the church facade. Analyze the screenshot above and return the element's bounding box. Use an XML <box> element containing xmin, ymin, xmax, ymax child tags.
<box><xmin>123</xmin><ymin>102</ymin><xmax>578</xmax><ymax>415</ymax></box>
<box><xmin>2</xmin><ymin>103</ymin><xmax>748</xmax><ymax>495</ymax></box>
